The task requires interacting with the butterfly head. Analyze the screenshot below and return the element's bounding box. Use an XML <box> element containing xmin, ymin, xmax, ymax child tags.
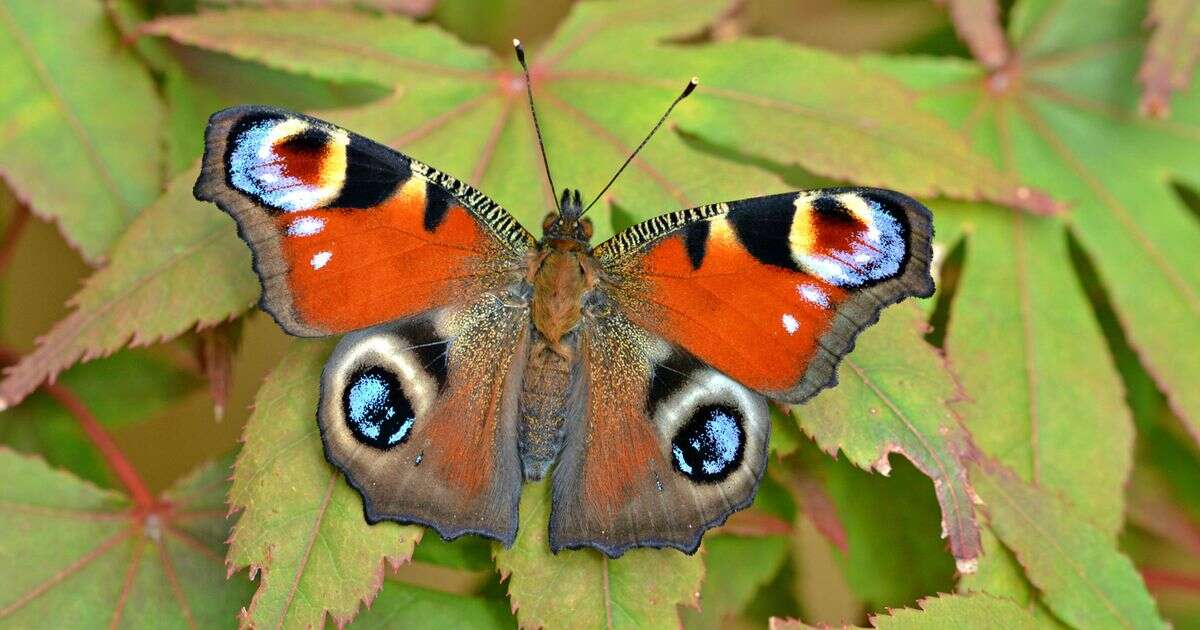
<box><xmin>542</xmin><ymin>187</ymin><xmax>593</xmax><ymax>244</ymax></box>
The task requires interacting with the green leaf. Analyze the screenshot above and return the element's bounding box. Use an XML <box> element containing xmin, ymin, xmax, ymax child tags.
<box><xmin>0</xmin><ymin>450</ymin><xmax>251</xmax><ymax>627</ymax></box>
<box><xmin>1138</xmin><ymin>0</ymin><xmax>1200</xmax><ymax>117</ymax></box>
<box><xmin>867</xmin><ymin>592</ymin><xmax>1044</xmax><ymax>629</ymax></box>
<box><xmin>771</xmin><ymin>593</ymin><xmax>1045</xmax><ymax>629</ymax></box>
<box><xmin>351</xmin><ymin>581</ymin><xmax>515</xmax><ymax>629</ymax></box>
<box><xmin>227</xmin><ymin>340</ymin><xmax>422</xmax><ymax>628</ymax></box>
<box><xmin>681</xmin><ymin>534</ymin><xmax>788</xmax><ymax>629</ymax></box>
<box><xmin>0</xmin><ymin>348</ymin><xmax>200</xmax><ymax>487</ymax></box>
<box><xmin>0</xmin><ymin>0</ymin><xmax>163</xmax><ymax>262</ymax></box>
<box><xmin>795</xmin><ymin>302</ymin><xmax>981</xmax><ymax>572</ymax></box>
<box><xmin>866</xmin><ymin>0</ymin><xmax>1200</xmax><ymax>443</ymax></box>
<box><xmin>494</xmin><ymin>478</ymin><xmax>704</xmax><ymax>629</ymax></box>
<box><xmin>0</xmin><ymin>168</ymin><xmax>259</xmax><ymax>410</ymax></box>
<box><xmin>159</xmin><ymin>46</ymin><xmax>388</xmax><ymax>177</ymax></box>
<box><xmin>970</xmin><ymin>460</ymin><xmax>1168</xmax><ymax>629</ymax></box>
<box><xmin>939</xmin><ymin>201</ymin><xmax>1132</xmax><ymax>535</ymax></box>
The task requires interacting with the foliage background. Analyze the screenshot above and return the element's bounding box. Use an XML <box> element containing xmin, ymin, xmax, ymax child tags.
<box><xmin>0</xmin><ymin>0</ymin><xmax>1198</xmax><ymax>627</ymax></box>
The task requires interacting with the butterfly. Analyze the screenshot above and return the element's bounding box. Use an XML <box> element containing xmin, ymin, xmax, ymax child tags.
<box><xmin>193</xmin><ymin>42</ymin><xmax>934</xmax><ymax>558</ymax></box>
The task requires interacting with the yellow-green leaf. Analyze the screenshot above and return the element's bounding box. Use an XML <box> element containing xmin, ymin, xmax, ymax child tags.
<box><xmin>796</xmin><ymin>302</ymin><xmax>981</xmax><ymax>572</ymax></box>
<box><xmin>227</xmin><ymin>340</ymin><xmax>422</xmax><ymax>628</ymax></box>
<box><xmin>971</xmin><ymin>460</ymin><xmax>1167</xmax><ymax>629</ymax></box>
<box><xmin>494</xmin><ymin>478</ymin><xmax>704</xmax><ymax>629</ymax></box>
<box><xmin>0</xmin><ymin>0</ymin><xmax>163</xmax><ymax>262</ymax></box>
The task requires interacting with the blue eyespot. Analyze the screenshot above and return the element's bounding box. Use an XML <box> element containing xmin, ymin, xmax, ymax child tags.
<box><xmin>671</xmin><ymin>405</ymin><xmax>744</xmax><ymax>482</ymax></box>
<box><xmin>343</xmin><ymin>367</ymin><xmax>415</xmax><ymax>449</ymax></box>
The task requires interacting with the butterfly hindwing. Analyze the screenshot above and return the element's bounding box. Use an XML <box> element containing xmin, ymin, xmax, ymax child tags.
<box><xmin>594</xmin><ymin>187</ymin><xmax>934</xmax><ymax>403</ymax></box>
<box><xmin>318</xmin><ymin>294</ymin><xmax>530</xmax><ymax>544</ymax></box>
<box><xmin>550</xmin><ymin>311</ymin><xmax>770</xmax><ymax>555</ymax></box>
<box><xmin>195</xmin><ymin>105</ymin><xmax>535</xmax><ymax>337</ymax></box>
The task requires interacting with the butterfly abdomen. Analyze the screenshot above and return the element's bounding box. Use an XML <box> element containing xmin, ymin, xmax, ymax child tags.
<box><xmin>517</xmin><ymin>340</ymin><xmax>582</xmax><ymax>480</ymax></box>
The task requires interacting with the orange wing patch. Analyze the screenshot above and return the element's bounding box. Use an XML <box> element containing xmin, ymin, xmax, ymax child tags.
<box><xmin>634</xmin><ymin>225</ymin><xmax>847</xmax><ymax>393</ymax></box>
<box><xmin>273</xmin><ymin>180</ymin><xmax>497</xmax><ymax>333</ymax></box>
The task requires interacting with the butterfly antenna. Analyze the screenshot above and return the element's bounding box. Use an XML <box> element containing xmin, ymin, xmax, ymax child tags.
<box><xmin>513</xmin><ymin>39</ymin><xmax>559</xmax><ymax>209</ymax></box>
<box><xmin>581</xmin><ymin>77</ymin><xmax>699</xmax><ymax>216</ymax></box>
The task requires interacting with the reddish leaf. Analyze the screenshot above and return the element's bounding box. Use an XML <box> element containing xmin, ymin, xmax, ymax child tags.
<box><xmin>937</xmin><ymin>0</ymin><xmax>1011</xmax><ymax>69</ymax></box>
<box><xmin>0</xmin><ymin>450</ymin><xmax>251</xmax><ymax>626</ymax></box>
<box><xmin>1138</xmin><ymin>0</ymin><xmax>1200</xmax><ymax>117</ymax></box>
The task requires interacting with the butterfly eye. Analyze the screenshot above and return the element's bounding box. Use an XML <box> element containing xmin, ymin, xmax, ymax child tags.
<box><xmin>343</xmin><ymin>367</ymin><xmax>416</xmax><ymax>449</ymax></box>
<box><xmin>670</xmin><ymin>404</ymin><xmax>745</xmax><ymax>482</ymax></box>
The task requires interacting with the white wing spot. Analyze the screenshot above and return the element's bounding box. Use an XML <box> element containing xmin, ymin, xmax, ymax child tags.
<box><xmin>311</xmin><ymin>251</ymin><xmax>333</xmax><ymax>269</ymax></box>
<box><xmin>781</xmin><ymin>313</ymin><xmax>800</xmax><ymax>334</ymax></box>
<box><xmin>287</xmin><ymin>216</ymin><xmax>325</xmax><ymax>237</ymax></box>
<box><xmin>797</xmin><ymin>283</ymin><xmax>830</xmax><ymax>308</ymax></box>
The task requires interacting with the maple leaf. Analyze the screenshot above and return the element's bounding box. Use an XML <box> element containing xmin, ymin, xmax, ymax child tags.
<box><xmin>935</xmin><ymin>0</ymin><xmax>1011</xmax><ymax>70</ymax></box>
<box><xmin>0</xmin><ymin>449</ymin><xmax>252</xmax><ymax>626</ymax></box>
<box><xmin>0</xmin><ymin>0</ymin><xmax>164</xmax><ymax>263</ymax></box>
<box><xmin>969</xmin><ymin>459</ymin><xmax>1167</xmax><ymax>628</ymax></box>
<box><xmin>493</xmin><ymin>478</ymin><xmax>705</xmax><ymax>629</ymax></box>
<box><xmin>866</xmin><ymin>0</ymin><xmax>1200</xmax><ymax>444</ymax></box>
<box><xmin>794</xmin><ymin>302</ymin><xmax>982</xmax><ymax>573</ymax></box>
<box><xmin>226</xmin><ymin>339</ymin><xmax>422</xmax><ymax>629</ymax></box>
<box><xmin>771</xmin><ymin>592</ymin><xmax>1041</xmax><ymax>629</ymax></box>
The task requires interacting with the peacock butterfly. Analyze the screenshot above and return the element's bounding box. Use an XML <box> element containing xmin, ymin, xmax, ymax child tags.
<box><xmin>193</xmin><ymin>42</ymin><xmax>934</xmax><ymax>557</ymax></box>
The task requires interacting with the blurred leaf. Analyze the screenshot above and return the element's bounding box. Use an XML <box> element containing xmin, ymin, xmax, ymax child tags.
<box><xmin>0</xmin><ymin>169</ymin><xmax>258</xmax><ymax>410</ymax></box>
<box><xmin>158</xmin><ymin>45</ymin><xmax>388</xmax><ymax>177</ymax></box>
<box><xmin>0</xmin><ymin>348</ymin><xmax>199</xmax><ymax>487</ymax></box>
<box><xmin>866</xmin><ymin>0</ymin><xmax>1200</xmax><ymax>445</ymax></box>
<box><xmin>1138</xmin><ymin>0</ymin><xmax>1200</xmax><ymax>117</ymax></box>
<box><xmin>970</xmin><ymin>460</ymin><xmax>1167</xmax><ymax>629</ymax></box>
<box><xmin>937</xmin><ymin>0</ymin><xmax>1010</xmax><ymax>69</ymax></box>
<box><xmin>800</xmin><ymin>444</ymin><xmax>956</xmax><ymax>611</ymax></box>
<box><xmin>199</xmin><ymin>0</ymin><xmax>437</xmax><ymax>14</ymax></box>
<box><xmin>350</xmin><ymin>580</ymin><xmax>515</xmax><ymax>629</ymax></box>
<box><xmin>772</xmin><ymin>592</ymin><xmax>1043</xmax><ymax>629</ymax></box>
<box><xmin>194</xmin><ymin>321</ymin><xmax>240</xmax><ymax>420</ymax></box>
<box><xmin>411</xmin><ymin>533</ymin><xmax>495</xmax><ymax>571</ymax></box>
<box><xmin>681</xmin><ymin>534</ymin><xmax>788</xmax><ymax>630</ymax></box>
<box><xmin>494</xmin><ymin>478</ymin><xmax>704</xmax><ymax>629</ymax></box>
<box><xmin>0</xmin><ymin>0</ymin><xmax>163</xmax><ymax>262</ymax></box>
<box><xmin>0</xmin><ymin>450</ymin><xmax>251</xmax><ymax>626</ymax></box>
<box><xmin>227</xmin><ymin>340</ymin><xmax>422</xmax><ymax>628</ymax></box>
<box><xmin>795</xmin><ymin>302</ymin><xmax>981</xmax><ymax>572</ymax></box>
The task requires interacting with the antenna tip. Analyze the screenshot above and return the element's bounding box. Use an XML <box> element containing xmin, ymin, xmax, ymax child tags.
<box><xmin>681</xmin><ymin>77</ymin><xmax>699</xmax><ymax>98</ymax></box>
<box><xmin>513</xmin><ymin>39</ymin><xmax>527</xmax><ymax>65</ymax></box>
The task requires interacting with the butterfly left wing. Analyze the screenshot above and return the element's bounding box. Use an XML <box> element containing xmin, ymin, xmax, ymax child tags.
<box><xmin>549</xmin><ymin>188</ymin><xmax>933</xmax><ymax>555</ymax></box>
<box><xmin>594</xmin><ymin>187</ymin><xmax>934</xmax><ymax>403</ymax></box>
<box><xmin>195</xmin><ymin>105</ymin><xmax>534</xmax><ymax>337</ymax></box>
